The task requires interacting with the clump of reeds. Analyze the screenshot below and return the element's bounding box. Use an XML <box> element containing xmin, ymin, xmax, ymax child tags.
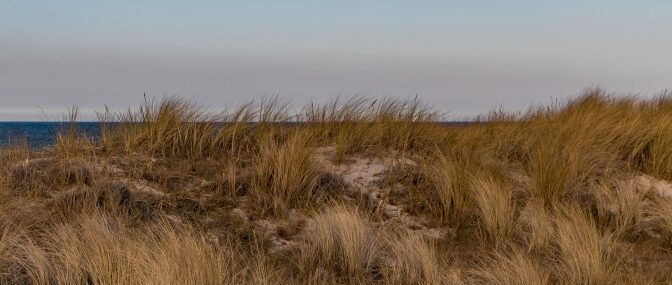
<box><xmin>295</xmin><ymin>205</ymin><xmax>442</xmax><ymax>284</ymax></box>
<box><xmin>1</xmin><ymin>213</ymin><xmax>253</xmax><ymax>284</ymax></box>
<box><xmin>249</xmin><ymin>131</ymin><xmax>321</xmax><ymax>216</ymax></box>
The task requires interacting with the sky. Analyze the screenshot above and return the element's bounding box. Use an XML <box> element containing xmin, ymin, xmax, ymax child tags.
<box><xmin>1</xmin><ymin>1</ymin><xmax>671</xmax><ymax>120</ymax></box>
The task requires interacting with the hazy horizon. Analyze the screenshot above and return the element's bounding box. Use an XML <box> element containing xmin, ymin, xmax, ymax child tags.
<box><xmin>2</xmin><ymin>1</ymin><xmax>671</xmax><ymax>120</ymax></box>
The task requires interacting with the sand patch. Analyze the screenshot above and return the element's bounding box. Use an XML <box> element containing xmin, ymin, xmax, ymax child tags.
<box><xmin>311</xmin><ymin>146</ymin><xmax>452</xmax><ymax>240</ymax></box>
<box><xmin>630</xmin><ymin>175</ymin><xmax>672</xmax><ymax>199</ymax></box>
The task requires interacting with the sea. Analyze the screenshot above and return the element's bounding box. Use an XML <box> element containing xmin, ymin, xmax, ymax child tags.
<box><xmin>0</xmin><ymin>122</ymin><xmax>102</xmax><ymax>149</ymax></box>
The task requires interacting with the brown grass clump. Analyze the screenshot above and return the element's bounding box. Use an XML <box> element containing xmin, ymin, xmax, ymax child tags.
<box><xmin>640</xmin><ymin>197</ymin><xmax>672</xmax><ymax>245</ymax></box>
<box><xmin>250</xmin><ymin>132</ymin><xmax>322</xmax><ymax>216</ymax></box>
<box><xmin>50</xmin><ymin>180</ymin><xmax>135</xmax><ymax>219</ymax></box>
<box><xmin>303</xmin><ymin>96</ymin><xmax>442</xmax><ymax>159</ymax></box>
<box><xmin>422</xmin><ymin>150</ymin><xmax>476</xmax><ymax>226</ymax></box>
<box><xmin>102</xmin><ymin>98</ymin><xmax>224</xmax><ymax>158</ymax></box>
<box><xmin>0</xmin><ymin>213</ymin><xmax>226</xmax><ymax>284</ymax></box>
<box><xmin>470</xmin><ymin>175</ymin><xmax>516</xmax><ymax>246</ymax></box>
<box><xmin>296</xmin><ymin>205</ymin><xmax>443</xmax><ymax>284</ymax></box>
<box><xmin>552</xmin><ymin>204</ymin><xmax>614</xmax><ymax>284</ymax></box>
<box><xmin>296</xmin><ymin>205</ymin><xmax>381</xmax><ymax>283</ymax></box>
<box><xmin>378</xmin><ymin>228</ymin><xmax>442</xmax><ymax>285</ymax></box>
<box><xmin>23</xmin><ymin>213</ymin><xmax>248</xmax><ymax>284</ymax></box>
<box><xmin>517</xmin><ymin>199</ymin><xmax>554</xmax><ymax>253</ymax></box>
<box><xmin>593</xmin><ymin>181</ymin><xmax>648</xmax><ymax>238</ymax></box>
<box><xmin>470</xmin><ymin>249</ymin><xmax>550</xmax><ymax>285</ymax></box>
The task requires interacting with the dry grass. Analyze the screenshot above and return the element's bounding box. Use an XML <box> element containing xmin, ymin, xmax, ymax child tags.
<box><xmin>295</xmin><ymin>205</ymin><xmax>442</xmax><ymax>284</ymax></box>
<box><xmin>296</xmin><ymin>205</ymin><xmax>381</xmax><ymax>283</ymax></box>
<box><xmin>470</xmin><ymin>175</ymin><xmax>516</xmax><ymax>246</ymax></box>
<box><xmin>641</xmin><ymin>197</ymin><xmax>672</xmax><ymax>245</ymax></box>
<box><xmin>249</xmin><ymin>131</ymin><xmax>321</xmax><ymax>216</ymax></box>
<box><xmin>2</xmin><ymin>213</ymin><xmax>252</xmax><ymax>284</ymax></box>
<box><xmin>517</xmin><ymin>199</ymin><xmax>554</xmax><ymax>253</ymax></box>
<box><xmin>422</xmin><ymin>150</ymin><xmax>476</xmax><ymax>225</ymax></box>
<box><xmin>3</xmin><ymin>89</ymin><xmax>672</xmax><ymax>283</ymax></box>
<box><xmin>378</xmin><ymin>228</ymin><xmax>442</xmax><ymax>285</ymax></box>
<box><xmin>552</xmin><ymin>204</ymin><xmax>614</xmax><ymax>284</ymax></box>
<box><xmin>470</xmin><ymin>249</ymin><xmax>550</xmax><ymax>285</ymax></box>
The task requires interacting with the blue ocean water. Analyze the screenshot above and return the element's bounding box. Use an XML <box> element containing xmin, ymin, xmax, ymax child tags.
<box><xmin>0</xmin><ymin>122</ymin><xmax>102</xmax><ymax>149</ymax></box>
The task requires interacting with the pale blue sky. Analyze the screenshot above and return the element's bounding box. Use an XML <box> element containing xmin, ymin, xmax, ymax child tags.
<box><xmin>1</xmin><ymin>1</ymin><xmax>671</xmax><ymax>120</ymax></box>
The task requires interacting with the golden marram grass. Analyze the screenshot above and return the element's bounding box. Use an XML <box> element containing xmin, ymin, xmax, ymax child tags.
<box><xmin>2</xmin><ymin>88</ymin><xmax>672</xmax><ymax>284</ymax></box>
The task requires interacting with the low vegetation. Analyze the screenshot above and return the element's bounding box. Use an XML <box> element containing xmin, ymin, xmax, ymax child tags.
<box><xmin>3</xmin><ymin>88</ymin><xmax>672</xmax><ymax>284</ymax></box>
